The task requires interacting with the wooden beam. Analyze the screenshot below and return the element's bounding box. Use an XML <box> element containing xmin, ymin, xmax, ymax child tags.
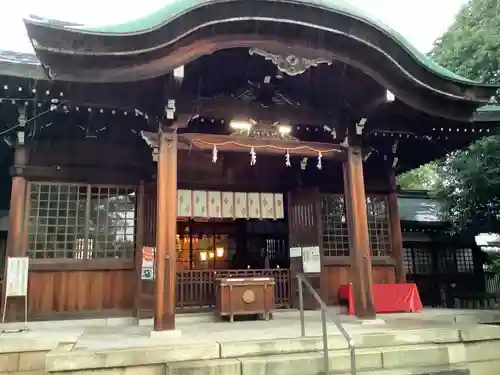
<box><xmin>15</xmin><ymin>165</ymin><xmax>145</xmax><ymax>185</ymax></box>
<box><xmin>343</xmin><ymin>145</ymin><xmax>375</xmax><ymax>319</ymax></box>
<box><xmin>176</xmin><ymin>97</ymin><xmax>335</xmax><ymax>127</ymax></box>
<box><xmin>388</xmin><ymin>170</ymin><xmax>405</xmax><ymax>283</ymax></box>
<box><xmin>142</xmin><ymin>131</ymin><xmax>345</xmax><ymax>159</ymax></box>
<box><xmin>154</xmin><ymin>130</ymin><xmax>177</xmax><ymax>331</ymax></box>
<box><xmin>182</xmin><ymin>133</ymin><xmax>345</xmax><ymax>158</ymax></box>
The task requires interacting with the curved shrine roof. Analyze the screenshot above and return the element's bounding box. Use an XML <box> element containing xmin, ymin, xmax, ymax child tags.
<box><xmin>2</xmin><ymin>0</ymin><xmax>499</xmax><ymax>121</ymax></box>
<box><xmin>65</xmin><ymin>0</ymin><xmax>477</xmax><ymax>86</ymax></box>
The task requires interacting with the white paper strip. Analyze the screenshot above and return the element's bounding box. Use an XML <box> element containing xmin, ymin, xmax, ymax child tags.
<box><xmin>274</xmin><ymin>193</ymin><xmax>285</xmax><ymax>219</ymax></box>
<box><xmin>260</xmin><ymin>193</ymin><xmax>275</xmax><ymax>219</ymax></box>
<box><xmin>234</xmin><ymin>192</ymin><xmax>248</xmax><ymax>219</ymax></box>
<box><xmin>221</xmin><ymin>192</ymin><xmax>234</xmax><ymax>218</ymax></box>
<box><xmin>177</xmin><ymin>189</ymin><xmax>192</xmax><ymax>217</ymax></box>
<box><xmin>247</xmin><ymin>193</ymin><xmax>261</xmax><ymax>219</ymax></box>
<box><xmin>192</xmin><ymin>190</ymin><xmax>208</xmax><ymax>217</ymax></box>
<box><xmin>208</xmin><ymin>191</ymin><xmax>222</xmax><ymax>218</ymax></box>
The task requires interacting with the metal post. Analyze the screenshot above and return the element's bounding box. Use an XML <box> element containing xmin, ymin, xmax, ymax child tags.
<box><xmin>321</xmin><ymin>308</ymin><xmax>329</xmax><ymax>375</ymax></box>
<box><xmin>298</xmin><ymin>276</ymin><xmax>305</xmax><ymax>337</ymax></box>
<box><xmin>349</xmin><ymin>342</ymin><xmax>356</xmax><ymax>375</ymax></box>
<box><xmin>296</xmin><ymin>273</ymin><xmax>355</xmax><ymax>375</ymax></box>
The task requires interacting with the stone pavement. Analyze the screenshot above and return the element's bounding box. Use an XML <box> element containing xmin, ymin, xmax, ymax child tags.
<box><xmin>0</xmin><ymin>308</ymin><xmax>500</xmax><ymax>375</ymax></box>
<box><xmin>1</xmin><ymin>307</ymin><xmax>499</xmax><ymax>352</ymax></box>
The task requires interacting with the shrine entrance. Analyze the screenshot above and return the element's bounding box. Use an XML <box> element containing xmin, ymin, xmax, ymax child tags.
<box><xmin>137</xmin><ymin>182</ymin><xmax>292</xmax><ymax>317</ymax></box>
<box><xmin>3</xmin><ymin>0</ymin><xmax>496</xmax><ymax>327</ymax></box>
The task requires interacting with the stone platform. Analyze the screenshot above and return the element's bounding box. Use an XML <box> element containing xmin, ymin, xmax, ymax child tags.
<box><xmin>1</xmin><ymin>308</ymin><xmax>500</xmax><ymax>375</ymax></box>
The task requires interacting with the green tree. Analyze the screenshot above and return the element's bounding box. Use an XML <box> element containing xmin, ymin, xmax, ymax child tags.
<box><xmin>399</xmin><ymin>0</ymin><xmax>500</xmax><ymax>192</ymax></box>
<box><xmin>429</xmin><ymin>0</ymin><xmax>500</xmax><ymax>234</ymax></box>
<box><xmin>399</xmin><ymin>0</ymin><xmax>500</xmax><ymax>271</ymax></box>
<box><xmin>434</xmin><ymin>136</ymin><xmax>500</xmax><ymax>234</ymax></box>
<box><xmin>397</xmin><ymin>162</ymin><xmax>439</xmax><ymax>190</ymax></box>
<box><xmin>430</xmin><ymin>0</ymin><xmax>500</xmax><ymax>85</ymax></box>
<box><xmin>433</xmin><ymin>137</ymin><xmax>500</xmax><ymax>272</ymax></box>
<box><xmin>400</xmin><ymin>0</ymin><xmax>500</xmax><ymax>195</ymax></box>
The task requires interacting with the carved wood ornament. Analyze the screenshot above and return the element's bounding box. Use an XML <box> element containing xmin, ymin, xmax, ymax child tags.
<box><xmin>249</xmin><ymin>48</ymin><xmax>332</xmax><ymax>76</ymax></box>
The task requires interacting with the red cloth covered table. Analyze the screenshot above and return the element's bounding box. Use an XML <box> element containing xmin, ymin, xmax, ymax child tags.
<box><xmin>338</xmin><ymin>283</ymin><xmax>423</xmax><ymax>315</ymax></box>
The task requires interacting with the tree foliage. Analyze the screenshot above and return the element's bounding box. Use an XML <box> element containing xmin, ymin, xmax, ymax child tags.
<box><xmin>433</xmin><ymin>136</ymin><xmax>500</xmax><ymax>234</ymax></box>
<box><xmin>397</xmin><ymin>162</ymin><xmax>439</xmax><ymax>190</ymax></box>
<box><xmin>399</xmin><ymin>0</ymin><xmax>500</xmax><ymax>235</ymax></box>
<box><xmin>430</xmin><ymin>0</ymin><xmax>500</xmax><ymax>85</ymax></box>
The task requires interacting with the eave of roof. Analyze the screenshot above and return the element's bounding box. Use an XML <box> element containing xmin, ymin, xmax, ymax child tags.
<box><xmin>25</xmin><ymin>0</ymin><xmax>492</xmax><ymax>88</ymax></box>
<box><xmin>0</xmin><ymin>49</ymin><xmax>44</xmax><ymax>79</ymax></box>
<box><xmin>473</xmin><ymin>104</ymin><xmax>500</xmax><ymax>122</ymax></box>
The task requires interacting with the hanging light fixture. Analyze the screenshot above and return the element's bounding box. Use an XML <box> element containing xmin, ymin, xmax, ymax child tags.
<box><xmin>229</xmin><ymin>119</ymin><xmax>253</xmax><ymax>131</ymax></box>
<box><xmin>277</xmin><ymin>125</ymin><xmax>292</xmax><ymax>136</ymax></box>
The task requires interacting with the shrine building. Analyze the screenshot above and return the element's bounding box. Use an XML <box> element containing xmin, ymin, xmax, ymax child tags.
<box><xmin>0</xmin><ymin>0</ymin><xmax>499</xmax><ymax>329</ymax></box>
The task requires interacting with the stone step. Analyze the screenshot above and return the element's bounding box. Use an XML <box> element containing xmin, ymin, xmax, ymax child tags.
<box><xmin>217</xmin><ymin>325</ymin><xmax>500</xmax><ymax>358</ymax></box>
<box><xmin>166</xmin><ymin>346</ymin><xmax>500</xmax><ymax>375</ymax></box>
<box><xmin>235</xmin><ymin>344</ymin><xmax>452</xmax><ymax>375</ymax></box>
<box><xmin>167</xmin><ymin>363</ymin><xmax>479</xmax><ymax>375</ymax></box>
<box><xmin>43</xmin><ymin>326</ymin><xmax>500</xmax><ymax>373</ymax></box>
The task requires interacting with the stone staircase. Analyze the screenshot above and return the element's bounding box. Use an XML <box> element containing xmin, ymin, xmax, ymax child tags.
<box><xmin>37</xmin><ymin>325</ymin><xmax>500</xmax><ymax>375</ymax></box>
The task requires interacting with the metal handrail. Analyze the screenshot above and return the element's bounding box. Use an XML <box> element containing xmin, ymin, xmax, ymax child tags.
<box><xmin>297</xmin><ymin>273</ymin><xmax>356</xmax><ymax>375</ymax></box>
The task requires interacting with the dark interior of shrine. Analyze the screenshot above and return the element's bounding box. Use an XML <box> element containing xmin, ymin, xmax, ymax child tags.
<box><xmin>175</xmin><ymin>218</ymin><xmax>289</xmax><ymax>271</ymax></box>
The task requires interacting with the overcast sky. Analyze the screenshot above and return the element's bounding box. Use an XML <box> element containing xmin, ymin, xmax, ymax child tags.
<box><xmin>0</xmin><ymin>0</ymin><xmax>468</xmax><ymax>54</ymax></box>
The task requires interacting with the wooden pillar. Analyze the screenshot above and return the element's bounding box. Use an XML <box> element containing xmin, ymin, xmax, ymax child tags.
<box><xmin>134</xmin><ymin>181</ymin><xmax>145</xmax><ymax>318</ymax></box>
<box><xmin>2</xmin><ymin>145</ymin><xmax>28</xmax><ymax>321</ymax></box>
<box><xmin>388</xmin><ymin>170</ymin><xmax>405</xmax><ymax>283</ymax></box>
<box><xmin>154</xmin><ymin>130</ymin><xmax>177</xmax><ymax>331</ymax></box>
<box><xmin>343</xmin><ymin>145</ymin><xmax>375</xmax><ymax>319</ymax></box>
<box><xmin>288</xmin><ymin>188</ymin><xmax>322</xmax><ymax>309</ymax></box>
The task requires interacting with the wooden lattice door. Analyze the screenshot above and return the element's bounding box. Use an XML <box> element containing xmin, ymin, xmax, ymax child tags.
<box><xmin>288</xmin><ymin>188</ymin><xmax>322</xmax><ymax>309</ymax></box>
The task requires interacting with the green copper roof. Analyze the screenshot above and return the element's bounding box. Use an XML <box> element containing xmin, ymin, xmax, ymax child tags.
<box><xmin>66</xmin><ymin>0</ymin><xmax>479</xmax><ymax>85</ymax></box>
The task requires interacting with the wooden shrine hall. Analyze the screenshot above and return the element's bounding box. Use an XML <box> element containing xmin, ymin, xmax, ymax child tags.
<box><xmin>0</xmin><ymin>0</ymin><xmax>499</xmax><ymax>329</ymax></box>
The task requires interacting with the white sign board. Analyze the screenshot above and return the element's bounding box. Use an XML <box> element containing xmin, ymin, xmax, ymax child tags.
<box><xmin>5</xmin><ymin>257</ymin><xmax>29</xmax><ymax>297</ymax></box>
<box><xmin>290</xmin><ymin>247</ymin><xmax>302</xmax><ymax>258</ymax></box>
<box><xmin>141</xmin><ymin>247</ymin><xmax>156</xmax><ymax>280</ymax></box>
<box><xmin>302</xmin><ymin>246</ymin><xmax>321</xmax><ymax>273</ymax></box>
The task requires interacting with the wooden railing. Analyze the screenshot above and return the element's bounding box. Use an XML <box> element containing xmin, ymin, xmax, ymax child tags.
<box><xmin>453</xmin><ymin>293</ymin><xmax>500</xmax><ymax>309</ymax></box>
<box><xmin>176</xmin><ymin>269</ymin><xmax>291</xmax><ymax>311</ymax></box>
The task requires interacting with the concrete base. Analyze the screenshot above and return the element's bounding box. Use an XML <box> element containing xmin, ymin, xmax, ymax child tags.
<box><xmin>149</xmin><ymin>329</ymin><xmax>182</xmax><ymax>340</ymax></box>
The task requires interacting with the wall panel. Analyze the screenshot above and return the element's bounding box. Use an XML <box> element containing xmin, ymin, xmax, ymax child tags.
<box><xmin>27</xmin><ymin>269</ymin><xmax>135</xmax><ymax>317</ymax></box>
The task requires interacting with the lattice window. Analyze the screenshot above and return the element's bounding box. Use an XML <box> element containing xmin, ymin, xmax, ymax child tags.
<box><xmin>89</xmin><ymin>186</ymin><xmax>136</xmax><ymax>259</ymax></box>
<box><xmin>28</xmin><ymin>183</ymin><xmax>136</xmax><ymax>260</ymax></box>
<box><xmin>366</xmin><ymin>196</ymin><xmax>391</xmax><ymax>257</ymax></box>
<box><xmin>413</xmin><ymin>248</ymin><xmax>433</xmax><ymax>274</ymax></box>
<box><xmin>456</xmin><ymin>248</ymin><xmax>474</xmax><ymax>273</ymax></box>
<box><xmin>438</xmin><ymin>249</ymin><xmax>456</xmax><ymax>273</ymax></box>
<box><xmin>321</xmin><ymin>195</ymin><xmax>349</xmax><ymax>257</ymax></box>
<box><xmin>403</xmin><ymin>248</ymin><xmax>414</xmax><ymax>274</ymax></box>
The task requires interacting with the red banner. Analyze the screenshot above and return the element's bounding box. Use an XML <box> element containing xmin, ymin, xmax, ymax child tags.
<box><xmin>339</xmin><ymin>283</ymin><xmax>423</xmax><ymax>315</ymax></box>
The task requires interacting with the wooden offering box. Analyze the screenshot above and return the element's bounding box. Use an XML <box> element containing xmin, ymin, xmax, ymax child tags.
<box><xmin>216</xmin><ymin>277</ymin><xmax>275</xmax><ymax>322</ymax></box>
